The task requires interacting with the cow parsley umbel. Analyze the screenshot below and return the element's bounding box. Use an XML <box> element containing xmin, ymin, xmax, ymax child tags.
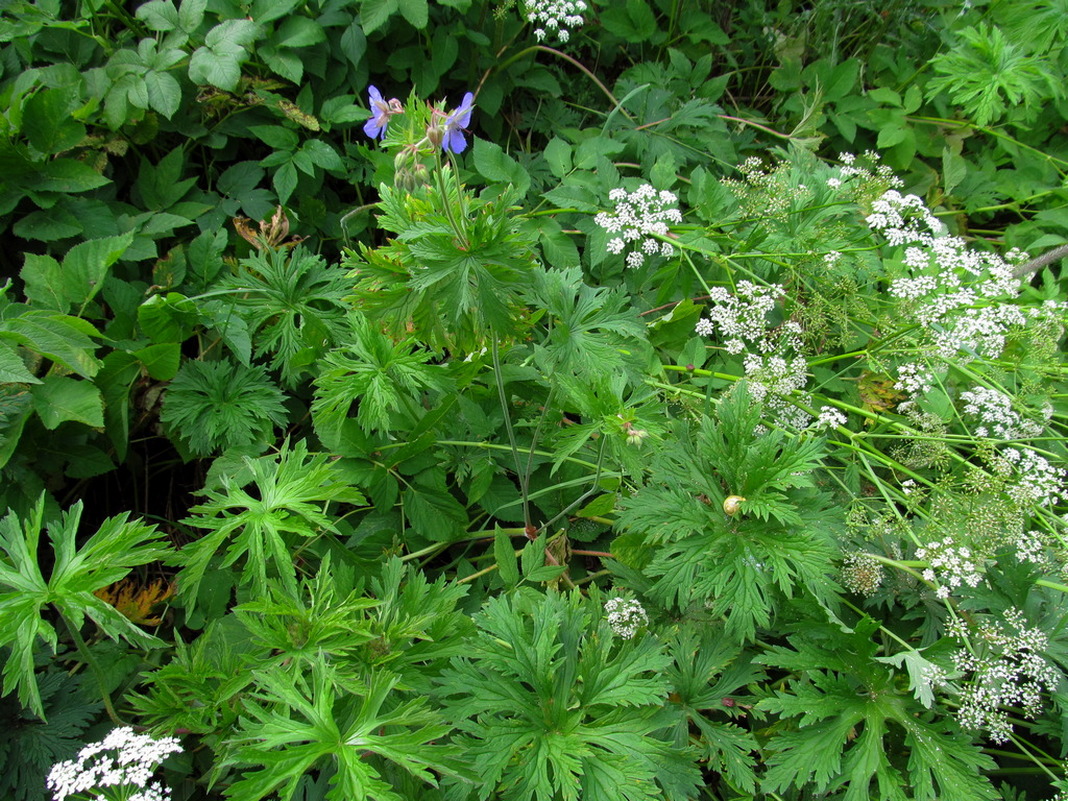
<box><xmin>47</xmin><ymin>727</ymin><xmax>182</xmax><ymax>801</ymax></box>
<box><xmin>604</xmin><ymin>597</ymin><xmax>648</xmax><ymax>639</ymax></box>
<box><xmin>522</xmin><ymin>0</ymin><xmax>586</xmax><ymax>42</ymax></box>
<box><xmin>595</xmin><ymin>184</ymin><xmax>681</xmax><ymax>269</ymax></box>
<box><xmin>949</xmin><ymin>609</ymin><xmax>1059</xmax><ymax>743</ymax></box>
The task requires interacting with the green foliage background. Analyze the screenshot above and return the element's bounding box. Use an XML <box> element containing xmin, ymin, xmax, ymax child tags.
<box><xmin>2</xmin><ymin>0</ymin><xmax>1068</xmax><ymax>798</ymax></box>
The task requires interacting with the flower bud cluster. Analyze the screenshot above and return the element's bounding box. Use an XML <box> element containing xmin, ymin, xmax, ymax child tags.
<box><xmin>522</xmin><ymin>0</ymin><xmax>586</xmax><ymax>42</ymax></box>
<box><xmin>604</xmin><ymin>597</ymin><xmax>648</xmax><ymax>639</ymax></box>
<box><xmin>840</xmin><ymin>551</ymin><xmax>884</xmax><ymax>596</ymax></box>
<box><xmin>595</xmin><ymin>184</ymin><xmax>681</xmax><ymax>269</ymax></box>
<box><xmin>949</xmin><ymin>608</ymin><xmax>1059</xmax><ymax>743</ymax></box>
<box><xmin>47</xmin><ymin>727</ymin><xmax>182</xmax><ymax>801</ymax></box>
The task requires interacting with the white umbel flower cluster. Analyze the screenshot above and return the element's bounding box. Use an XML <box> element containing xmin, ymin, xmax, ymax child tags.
<box><xmin>959</xmin><ymin>385</ymin><xmax>1046</xmax><ymax>439</ymax></box>
<box><xmin>949</xmin><ymin>608</ymin><xmax>1059</xmax><ymax>743</ymax></box>
<box><xmin>894</xmin><ymin>362</ymin><xmax>935</xmax><ymax>397</ymax></box>
<box><xmin>522</xmin><ymin>0</ymin><xmax>586</xmax><ymax>43</ymax></box>
<box><xmin>863</xmin><ymin>188</ymin><xmax>1057</xmax><ymax>363</ymax></box>
<box><xmin>604</xmin><ymin>597</ymin><xmax>648</xmax><ymax>639</ymax></box>
<box><xmin>694</xmin><ymin>281</ymin><xmax>810</xmax><ymax>429</ymax></box>
<box><xmin>694</xmin><ymin>282</ymin><xmax>791</xmax><ymax>355</ymax></box>
<box><xmin>917</xmin><ymin>535</ymin><xmax>984</xmax><ymax>600</ymax></box>
<box><xmin>992</xmin><ymin>447</ymin><xmax>1067</xmax><ymax>507</ymax></box>
<box><xmin>595</xmin><ymin>184</ymin><xmax>681</xmax><ymax>269</ymax></box>
<box><xmin>47</xmin><ymin>727</ymin><xmax>182</xmax><ymax>801</ymax></box>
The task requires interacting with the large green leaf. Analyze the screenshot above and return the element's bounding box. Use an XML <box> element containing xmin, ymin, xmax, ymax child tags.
<box><xmin>0</xmin><ymin>311</ymin><xmax>103</xmax><ymax>378</ymax></box>
<box><xmin>0</xmin><ymin>497</ymin><xmax>170</xmax><ymax>718</ymax></box>
<box><xmin>21</xmin><ymin>88</ymin><xmax>87</xmax><ymax>155</ymax></box>
<box><xmin>31</xmin><ymin>375</ymin><xmax>104</xmax><ymax>429</ymax></box>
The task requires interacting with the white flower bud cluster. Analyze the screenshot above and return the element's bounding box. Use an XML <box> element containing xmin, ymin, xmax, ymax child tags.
<box><xmin>959</xmin><ymin>385</ymin><xmax>1045</xmax><ymax>439</ymax></box>
<box><xmin>917</xmin><ymin>535</ymin><xmax>984</xmax><ymax>600</ymax></box>
<box><xmin>949</xmin><ymin>608</ymin><xmax>1059</xmax><ymax>743</ymax></box>
<box><xmin>840</xmin><ymin>551</ymin><xmax>884</xmax><ymax>596</ymax></box>
<box><xmin>595</xmin><ymin>184</ymin><xmax>681</xmax><ymax>269</ymax></box>
<box><xmin>992</xmin><ymin>447</ymin><xmax>1067</xmax><ymax>507</ymax></box>
<box><xmin>523</xmin><ymin>0</ymin><xmax>586</xmax><ymax>43</ymax></box>
<box><xmin>604</xmin><ymin>597</ymin><xmax>648</xmax><ymax>639</ymax></box>
<box><xmin>47</xmin><ymin>727</ymin><xmax>182</xmax><ymax>801</ymax></box>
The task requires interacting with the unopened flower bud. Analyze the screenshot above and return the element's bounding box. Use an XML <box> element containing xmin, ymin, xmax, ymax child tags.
<box><xmin>426</xmin><ymin>121</ymin><xmax>444</xmax><ymax>149</ymax></box>
<box><xmin>395</xmin><ymin>167</ymin><xmax>416</xmax><ymax>192</ymax></box>
<box><xmin>412</xmin><ymin>163</ymin><xmax>430</xmax><ymax>186</ymax></box>
<box><xmin>723</xmin><ymin>495</ymin><xmax>746</xmax><ymax>516</ymax></box>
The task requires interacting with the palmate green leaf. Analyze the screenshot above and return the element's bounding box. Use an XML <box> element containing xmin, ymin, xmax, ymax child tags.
<box><xmin>756</xmin><ymin>619</ymin><xmax>998</xmax><ymax>801</ymax></box>
<box><xmin>312</xmin><ymin>313</ymin><xmax>449</xmax><ymax>440</ymax></box>
<box><xmin>927</xmin><ymin>24</ymin><xmax>1063</xmax><ymax>127</ymax></box>
<box><xmin>527</xmin><ymin>266</ymin><xmax>646</xmax><ymax>380</ymax></box>
<box><xmin>617</xmin><ymin>389</ymin><xmax>840</xmax><ymax>640</ymax></box>
<box><xmin>234</xmin><ymin>556</ymin><xmax>379</xmax><ymax>675</ymax></box>
<box><xmin>160</xmin><ymin>358</ymin><xmax>288</xmax><ymax>455</ymax></box>
<box><xmin>438</xmin><ymin>589</ymin><xmax>699</xmax><ymax>801</ymax></box>
<box><xmin>221</xmin><ymin>247</ymin><xmax>350</xmax><ymax>387</ymax></box>
<box><xmin>128</xmin><ymin>615</ymin><xmax>259</xmax><ymax>734</ymax></box>
<box><xmin>701</xmin><ymin>382</ymin><xmax>826</xmax><ymax>524</ymax></box>
<box><xmin>0</xmin><ymin>495</ymin><xmax>169</xmax><ymax>718</ymax></box>
<box><xmin>177</xmin><ymin>440</ymin><xmax>365</xmax><ymax>612</ymax></box>
<box><xmin>222</xmin><ymin>664</ymin><xmax>468</xmax><ymax>801</ymax></box>
<box><xmin>663</xmin><ymin>625</ymin><xmax>759</xmax><ymax>792</ymax></box>
<box><xmin>347</xmin><ymin>179</ymin><xmax>538</xmax><ymax>350</ymax></box>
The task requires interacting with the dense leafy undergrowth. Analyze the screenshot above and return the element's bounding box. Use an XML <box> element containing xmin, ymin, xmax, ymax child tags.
<box><xmin>3</xmin><ymin>0</ymin><xmax>1068</xmax><ymax>799</ymax></box>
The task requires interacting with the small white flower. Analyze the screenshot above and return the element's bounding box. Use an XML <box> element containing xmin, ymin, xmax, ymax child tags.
<box><xmin>594</xmin><ymin>183</ymin><xmax>681</xmax><ymax>267</ymax></box>
<box><xmin>47</xmin><ymin>728</ymin><xmax>181</xmax><ymax>801</ymax></box>
<box><xmin>604</xmin><ymin>597</ymin><xmax>648</xmax><ymax>639</ymax></box>
<box><xmin>522</xmin><ymin>0</ymin><xmax>584</xmax><ymax>43</ymax></box>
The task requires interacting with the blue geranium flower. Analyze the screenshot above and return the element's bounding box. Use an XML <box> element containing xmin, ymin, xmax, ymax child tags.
<box><xmin>364</xmin><ymin>86</ymin><xmax>399</xmax><ymax>139</ymax></box>
<box><xmin>441</xmin><ymin>92</ymin><xmax>475</xmax><ymax>154</ymax></box>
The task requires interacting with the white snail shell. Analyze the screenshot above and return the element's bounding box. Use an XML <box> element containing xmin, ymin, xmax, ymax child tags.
<box><xmin>723</xmin><ymin>495</ymin><xmax>746</xmax><ymax>516</ymax></box>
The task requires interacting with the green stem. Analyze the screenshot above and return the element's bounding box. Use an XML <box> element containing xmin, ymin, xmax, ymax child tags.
<box><xmin>60</xmin><ymin>612</ymin><xmax>124</xmax><ymax>725</ymax></box>
<box><xmin>492</xmin><ymin>337</ymin><xmax>530</xmax><ymax>528</ymax></box>
<box><xmin>493</xmin><ymin>46</ymin><xmax>627</xmax><ymax>117</ymax></box>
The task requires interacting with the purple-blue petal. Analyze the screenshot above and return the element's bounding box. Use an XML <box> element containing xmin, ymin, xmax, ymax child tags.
<box><xmin>451</xmin><ymin>92</ymin><xmax>475</xmax><ymax>129</ymax></box>
<box><xmin>442</xmin><ymin>128</ymin><xmax>467</xmax><ymax>154</ymax></box>
<box><xmin>364</xmin><ymin>117</ymin><xmax>385</xmax><ymax>139</ymax></box>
